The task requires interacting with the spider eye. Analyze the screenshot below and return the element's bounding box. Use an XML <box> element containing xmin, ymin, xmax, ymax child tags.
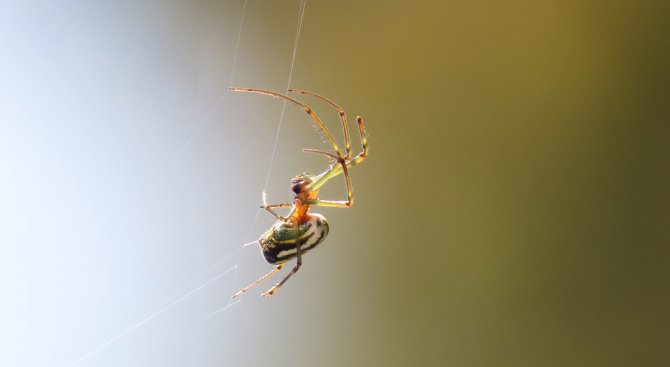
<box><xmin>291</xmin><ymin>184</ymin><xmax>302</xmax><ymax>194</ymax></box>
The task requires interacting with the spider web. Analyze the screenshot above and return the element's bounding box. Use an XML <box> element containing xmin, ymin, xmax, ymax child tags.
<box><xmin>66</xmin><ymin>0</ymin><xmax>308</xmax><ymax>365</ymax></box>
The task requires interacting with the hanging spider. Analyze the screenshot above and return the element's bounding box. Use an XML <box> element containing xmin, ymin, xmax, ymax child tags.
<box><xmin>230</xmin><ymin>87</ymin><xmax>368</xmax><ymax>298</ymax></box>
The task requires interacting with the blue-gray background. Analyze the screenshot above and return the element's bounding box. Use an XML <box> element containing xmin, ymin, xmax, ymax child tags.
<box><xmin>1</xmin><ymin>1</ymin><xmax>668</xmax><ymax>366</ymax></box>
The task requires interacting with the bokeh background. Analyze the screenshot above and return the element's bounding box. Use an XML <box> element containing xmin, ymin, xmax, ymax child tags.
<box><xmin>1</xmin><ymin>0</ymin><xmax>668</xmax><ymax>366</ymax></box>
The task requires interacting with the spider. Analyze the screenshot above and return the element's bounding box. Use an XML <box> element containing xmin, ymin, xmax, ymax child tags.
<box><xmin>229</xmin><ymin>87</ymin><xmax>368</xmax><ymax>298</ymax></box>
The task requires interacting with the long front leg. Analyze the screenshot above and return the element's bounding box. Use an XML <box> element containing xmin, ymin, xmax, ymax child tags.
<box><xmin>303</xmin><ymin>149</ymin><xmax>353</xmax><ymax>208</ymax></box>
<box><xmin>230</xmin><ymin>87</ymin><xmax>345</xmax><ymax>158</ymax></box>
<box><xmin>309</xmin><ymin>116</ymin><xmax>368</xmax><ymax>192</ymax></box>
<box><xmin>288</xmin><ymin>89</ymin><xmax>352</xmax><ymax>159</ymax></box>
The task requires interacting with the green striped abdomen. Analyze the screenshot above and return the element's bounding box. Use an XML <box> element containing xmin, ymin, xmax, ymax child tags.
<box><xmin>258</xmin><ymin>214</ymin><xmax>329</xmax><ymax>264</ymax></box>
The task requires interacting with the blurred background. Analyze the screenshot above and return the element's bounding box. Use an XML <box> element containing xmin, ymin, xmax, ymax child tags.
<box><xmin>0</xmin><ymin>0</ymin><xmax>668</xmax><ymax>366</ymax></box>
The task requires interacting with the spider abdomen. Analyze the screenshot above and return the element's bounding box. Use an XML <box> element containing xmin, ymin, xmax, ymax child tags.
<box><xmin>258</xmin><ymin>214</ymin><xmax>329</xmax><ymax>264</ymax></box>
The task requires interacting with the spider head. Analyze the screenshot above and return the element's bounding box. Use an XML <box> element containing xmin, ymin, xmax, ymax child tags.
<box><xmin>290</xmin><ymin>173</ymin><xmax>314</xmax><ymax>196</ymax></box>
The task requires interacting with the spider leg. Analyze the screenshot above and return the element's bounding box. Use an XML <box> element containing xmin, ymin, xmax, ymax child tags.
<box><xmin>303</xmin><ymin>149</ymin><xmax>353</xmax><ymax>207</ymax></box>
<box><xmin>232</xmin><ymin>263</ymin><xmax>284</xmax><ymax>299</ymax></box>
<box><xmin>262</xmin><ymin>221</ymin><xmax>302</xmax><ymax>297</ymax></box>
<box><xmin>354</xmin><ymin>116</ymin><xmax>369</xmax><ymax>160</ymax></box>
<box><xmin>309</xmin><ymin>116</ymin><xmax>369</xmax><ymax>192</ymax></box>
<box><xmin>261</xmin><ymin>190</ymin><xmax>293</xmax><ymax>221</ymax></box>
<box><xmin>288</xmin><ymin>89</ymin><xmax>351</xmax><ymax>160</ymax></box>
<box><xmin>261</xmin><ymin>205</ymin><xmax>292</xmax><ymax>221</ymax></box>
<box><xmin>229</xmin><ymin>87</ymin><xmax>345</xmax><ymax>158</ymax></box>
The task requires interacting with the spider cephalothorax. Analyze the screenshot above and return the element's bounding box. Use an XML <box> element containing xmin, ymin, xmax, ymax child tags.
<box><xmin>290</xmin><ymin>173</ymin><xmax>313</xmax><ymax>195</ymax></box>
<box><xmin>230</xmin><ymin>88</ymin><xmax>368</xmax><ymax>298</ymax></box>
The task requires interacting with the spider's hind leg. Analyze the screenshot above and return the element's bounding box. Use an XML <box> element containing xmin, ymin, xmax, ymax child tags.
<box><xmin>232</xmin><ymin>263</ymin><xmax>284</xmax><ymax>299</ymax></box>
<box><xmin>262</xmin><ymin>221</ymin><xmax>302</xmax><ymax>297</ymax></box>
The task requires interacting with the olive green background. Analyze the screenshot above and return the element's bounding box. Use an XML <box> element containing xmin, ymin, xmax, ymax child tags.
<box><xmin>232</xmin><ymin>1</ymin><xmax>669</xmax><ymax>366</ymax></box>
<box><xmin>0</xmin><ymin>1</ymin><xmax>668</xmax><ymax>366</ymax></box>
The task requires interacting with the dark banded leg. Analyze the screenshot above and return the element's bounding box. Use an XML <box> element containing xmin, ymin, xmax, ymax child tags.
<box><xmin>262</xmin><ymin>221</ymin><xmax>302</xmax><ymax>297</ymax></box>
<box><xmin>232</xmin><ymin>263</ymin><xmax>284</xmax><ymax>299</ymax></box>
